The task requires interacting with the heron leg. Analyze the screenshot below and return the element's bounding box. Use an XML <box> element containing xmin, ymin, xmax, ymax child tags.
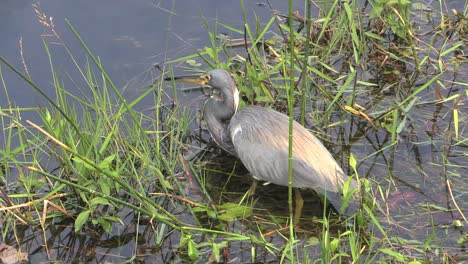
<box><xmin>294</xmin><ymin>189</ymin><xmax>304</xmax><ymax>225</ymax></box>
<box><xmin>238</xmin><ymin>179</ymin><xmax>258</xmax><ymax>204</ymax></box>
<box><xmin>247</xmin><ymin>179</ymin><xmax>258</xmax><ymax>196</ymax></box>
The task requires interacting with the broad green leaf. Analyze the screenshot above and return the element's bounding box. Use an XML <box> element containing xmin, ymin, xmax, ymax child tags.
<box><xmin>204</xmin><ymin>47</ymin><xmax>216</xmax><ymax>60</ymax></box>
<box><xmin>330</xmin><ymin>238</ymin><xmax>339</xmax><ymax>252</ymax></box>
<box><xmin>186</xmin><ymin>59</ymin><xmax>201</xmax><ymax>67</ymax></box>
<box><xmin>73</xmin><ymin>157</ymin><xmax>94</xmax><ymax>170</ymax></box>
<box><xmin>98</xmin><ymin>154</ymin><xmax>115</xmax><ymax>169</ymax></box>
<box><xmin>453</xmin><ymin>108</ymin><xmax>458</xmax><ymax>139</ymax></box>
<box><xmin>75</xmin><ymin>210</ymin><xmax>91</xmax><ymax>232</ymax></box>
<box><xmin>365</xmin><ymin>31</ymin><xmax>387</xmax><ymax>41</ymax></box>
<box><xmin>308</xmin><ymin>236</ymin><xmax>320</xmax><ymax>246</ymax></box>
<box><xmin>379</xmin><ymin>248</ymin><xmax>406</xmax><ymax>261</ymax></box>
<box><xmin>217</xmin><ymin>203</ymin><xmax>253</xmax><ymax>222</ymax></box>
<box><xmin>98</xmin><ymin>177</ymin><xmax>111</xmax><ymax>196</ymax></box>
<box><xmin>187</xmin><ymin>238</ymin><xmax>199</xmax><ymax>261</ymax></box>
<box><xmin>412</xmin><ymin>3</ymin><xmax>429</xmax><ymax>10</ymax></box>
<box><xmin>97</xmin><ymin>217</ymin><xmax>112</xmax><ymax>233</ymax></box>
<box><xmin>212</xmin><ymin>242</ymin><xmax>220</xmax><ymax>262</ymax></box>
<box><xmin>90</xmin><ymin>197</ymin><xmax>111</xmax><ymax>208</ymax></box>
<box><xmin>349</xmin><ymin>153</ymin><xmax>357</xmax><ymax>171</ymax></box>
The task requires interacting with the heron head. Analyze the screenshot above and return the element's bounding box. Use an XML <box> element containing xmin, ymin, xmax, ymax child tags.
<box><xmin>164</xmin><ymin>69</ymin><xmax>239</xmax><ymax>109</ymax></box>
<box><xmin>203</xmin><ymin>69</ymin><xmax>236</xmax><ymax>93</ymax></box>
<box><xmin>165</xmin><ymin>69</ymin><xmax>235</xmax><ymax>92</ymax></box>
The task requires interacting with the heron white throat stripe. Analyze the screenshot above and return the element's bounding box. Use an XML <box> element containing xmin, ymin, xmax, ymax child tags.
<box><xmin>231</xmin><ymin>125</ymin><xmax>242</xmax><ymax>138</ymax></box>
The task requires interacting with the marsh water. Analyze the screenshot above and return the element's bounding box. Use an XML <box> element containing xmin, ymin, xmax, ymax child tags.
<box><xmin>1</xmin><ymin>0</ymin><xmax>467</xmax><ymax>263</ymax></box>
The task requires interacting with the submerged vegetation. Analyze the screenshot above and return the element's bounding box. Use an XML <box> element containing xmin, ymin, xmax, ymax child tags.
<box><xmin>0</xmin><ymin>0</ymin><xmax>466</xmax><ymax>263</ymax></box>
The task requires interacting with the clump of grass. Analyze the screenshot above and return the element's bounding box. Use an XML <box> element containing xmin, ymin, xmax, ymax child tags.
<box><xmin>1</xmin><ymin>28</ymin><xmax>189</xmax><ymax>228</ymax></box>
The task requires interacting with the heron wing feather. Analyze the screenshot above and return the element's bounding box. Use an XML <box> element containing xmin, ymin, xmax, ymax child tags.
<box><xmin>229</xmin><ymin>106</ymin><xmax>350</xmax><ymax>193</ymax></box>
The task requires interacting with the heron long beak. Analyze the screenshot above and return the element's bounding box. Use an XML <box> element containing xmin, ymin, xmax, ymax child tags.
<box><xmin>164</xmin><ymin>74</ymin><xmax>210</xmax><ymax>85</ymax></box>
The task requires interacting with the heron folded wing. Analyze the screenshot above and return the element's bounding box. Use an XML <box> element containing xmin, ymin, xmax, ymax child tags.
<box><xmin>229</xmin><ymin>105</ymin><xmax>351</xmax><ymax>194</ymax></box>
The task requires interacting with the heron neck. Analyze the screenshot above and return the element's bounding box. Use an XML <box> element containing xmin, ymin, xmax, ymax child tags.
<box><xmin>203</xmin><ymin>87</ymin><xmax>238</xmax><ymax>155</ymax></box>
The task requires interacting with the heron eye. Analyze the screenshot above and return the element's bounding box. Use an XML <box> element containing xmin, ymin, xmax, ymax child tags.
<box><xmin>201</xmin><ymin>74</ymin><xmax>211</xmax><ymax>82</ymax></box>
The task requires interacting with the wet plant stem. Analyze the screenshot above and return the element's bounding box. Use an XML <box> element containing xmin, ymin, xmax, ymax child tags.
<box><xmin>300</xmin><ymin>0</ymin><xmax>312</xmax><ymax>126</ymax></box>
<box><xmin>287</xmin><ymin>0</ymin><xmax>296</xmax><ymax>262</ymax></box>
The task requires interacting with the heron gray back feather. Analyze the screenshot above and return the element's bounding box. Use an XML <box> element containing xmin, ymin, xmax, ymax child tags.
<box><xmin>229</xmin><ymin>106</ymin><xmax>355</xmax><ymax>194</ymax></box>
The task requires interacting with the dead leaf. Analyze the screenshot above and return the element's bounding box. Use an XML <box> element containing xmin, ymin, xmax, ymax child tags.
<box><xmin>0</xmin><ymin>243</ymin><xmax>28</xmax><ymax>264</ymax></box>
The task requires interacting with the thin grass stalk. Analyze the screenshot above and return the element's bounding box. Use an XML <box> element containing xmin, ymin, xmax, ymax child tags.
<box><xmin>300</xmin><ymin>0</ymin><xmax>313</xmax><ymax>126</ymax></box>
<box><xmin>0</xmin><ymin>65</ymin><xmax>11</xmax><ymax>104</ymax></box>
<box><xmin>316</xmin><ymin>0</ymin><xmax>340</xmax><ymax>45</ymax></box>
<box><xmin>321</xmin><ymin>211</ymin><xmax>330</xmax><ymax>262</ymax></box>
<box><xmin>65</xmin><ymin>20</ymin><xmax>153</xmax><ymax>149</ymax></box>
<box><xmin>201</xmin><ymin>17</ymin><xmax>219</xmax><ymax>67</ymax></box>
<box><xmin>287</xmin><ymin>0</ymin><xmax>296</xmax><ymax>262</ymax></box>
<box><xmin>0</xmin><ymin>55</ymin><xmax>92</xmax><ymax>149</ymax></box>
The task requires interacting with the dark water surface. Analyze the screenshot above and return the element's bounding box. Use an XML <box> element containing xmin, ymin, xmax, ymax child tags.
<box><xmin>1</xmin><ymin>0</ymin><xmax>466</xmax><ymax>263</ymax></box>
<box><xmin>1</xmin><ymin>0</ymin><xmax>290</xmax><ymax>111</ymax></box>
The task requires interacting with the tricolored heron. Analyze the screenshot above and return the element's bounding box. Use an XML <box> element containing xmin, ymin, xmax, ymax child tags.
<box><xmin>165</xmin><ymin>69</ymin><xmax>358</xmax><ymax>220</ymax></box>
